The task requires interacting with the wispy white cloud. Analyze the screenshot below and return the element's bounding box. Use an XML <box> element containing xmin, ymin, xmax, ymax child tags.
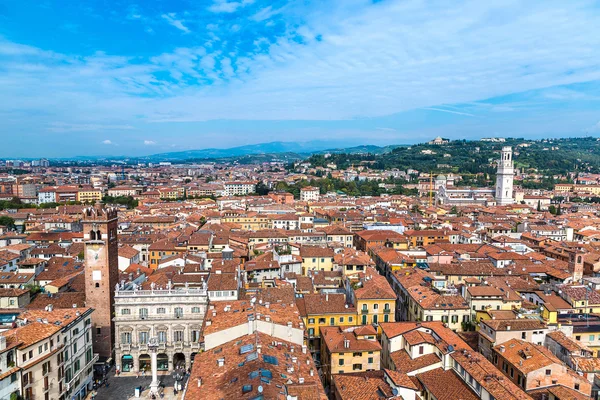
<box><xmin>209</xmin><ymin>0</ymin><xmax>255</xmax><ymax>13</ymax></box>
<box><xmin>102</xmin><ymin>139</ymin><xmax>113</xmax><ymax>144</ymax></box>
<box><xmin>47</xmin><ymin>122</ymin><xmax>136</xmax><ymax>132</ymax></box>
<box><xmin>422</xmin><ymin>108</ymin><xmax>476</xmax><ymax>117</ymax></box>
<box><xmin>161</xmin><ymin>13</ymin><xmax>190</xmax><ymax>33</ymax></box>
<box><xmin>1</xmin><ymin>0</ymin><xmax>600</xmax><ymax>136</ymax></box>
<box><xmin>144</xmin><ymin>140</ymin><xmax>157</xmax><ymax>145</ymax></box>
<box><xmin>250</xmin><ymin>5</ymin><xmax>285</xmax><ymax>22</ymax></box>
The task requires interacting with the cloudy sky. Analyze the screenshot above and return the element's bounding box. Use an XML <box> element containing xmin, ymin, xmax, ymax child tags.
<box><xmin>1</xmin><ymin>0</ymin><xmax>600</xmax><ymax>157</ymax></box>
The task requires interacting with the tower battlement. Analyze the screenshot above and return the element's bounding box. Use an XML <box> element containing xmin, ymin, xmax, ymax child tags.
<box><xmin>82</xmin><ymin>206</ymin><xmax>118</xmax><ymax>221</ymax></box>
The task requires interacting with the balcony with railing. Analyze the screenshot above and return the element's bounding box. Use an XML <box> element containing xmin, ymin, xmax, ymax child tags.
<box><xmin>115</xmin><ymin>287</ymin><xmax>208</xmax><ymax>298</ymax></box>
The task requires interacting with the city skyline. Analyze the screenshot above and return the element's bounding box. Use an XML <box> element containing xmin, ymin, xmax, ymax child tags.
<box><xmin>1</xmin><ymin>0</ymin><xmax>600</xmax><ymax>157</ymax></box>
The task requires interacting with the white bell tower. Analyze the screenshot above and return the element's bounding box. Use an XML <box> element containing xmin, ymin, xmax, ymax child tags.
<box><xmin>495</xmin><ymin>146</ymin><xmax>514</xmax><ymax>205</ymax></box>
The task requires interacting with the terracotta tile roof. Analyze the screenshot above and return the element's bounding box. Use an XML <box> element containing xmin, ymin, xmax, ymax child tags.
<box><xmin>402</xmin><ymin>329</ymin><xmax>437</xmax><ymax>346</ymax></box>
<box><xmin>495</xmin><ymin>338</ymin><xmax>562</xmax><ymax>374</ymax></box>
<box><xmin>481</xmin><ymin>319</ymin><xmax>546</xmax><ymax>332</ymax></box>
<box><xmin>296</xmin><ymin>293</ymin><xmax>355</xmax><ymax>316</ymax></box>
<box><xmin>528</xmin><ymin>385</ymin><xmax>590</xmax><ymax>400</ymax></box>
<box><xmin>321</xmin><ymin>326</ymin><xmax>382</xmax><ymax>353</ymax></box>
<box><xmin>390</xmin><ymin>350</ymin><xmax>441</xmax><ymax>374</ymax></box>
<box><xmin>0</xmin><ymin>288</ymin><xmax>29</xmax><ymax>297</ymax></box>
<box><xmin>416</xmin><ymin>368</ymin><xmax>480</xmax><ymax>400</ymax></box>
<box><xmin>547</xmin><ymin>331</ymin><xmax>586</xmax><ymax>354</ymax></box>
<box><xmin>559</xmin><ymin>284</ymin><xmax>600</xmax><ymax>304</ymax></box>
<box><xmin>450</xmin><ymin>350</ymin><xmax>531</xmax><ymax>400</ymax></box>
<box><xmin>204</xmin><ymin>299</ymin><xmax>303</xmax><ymax>337</ymax></box>
<box><xmin>354</xmin><ymin>268</ymin><xmax>395</xmax><ymax>300</ymax></box>
<box><xmin>207</xmin><ymin>273</ymin><xmax>238</xmax><ymax>292</ymax></box>
<box><xmin>333</xmin><ymin>370</ymin><xmax>417</xmax><ymax>400</ymax></box>
<box><xmin>2</xmin><ymin>322</ymin><xmax>61</xmax><ymax>349</ymax></box>
<box><xmin>467</xmin><ymin>286</ymin><xmax>505</xmax><ymax>297</ymax></box>
<box><xmin>185</xmin><ymin>332</ymin><xmax>326</xmax><ymax>400</ymax></box>
<box><xmin>299</xmin><ymin>246</ymin><xmax>334</xmax><ymax>258</ymax></box>
<box><xmin>46</xmin><ymin>271</ymin><xmax>84</xmax><ymax>290</ymax></box>
<box><xmin>118</xmin><ymin>245</ymin><xmax>139</xmax><ymax>259</ymax></box>
<box><xmin>27</xmin><ymin>291</ymin><xmax>86</xmax><ymax>310</ymax></box>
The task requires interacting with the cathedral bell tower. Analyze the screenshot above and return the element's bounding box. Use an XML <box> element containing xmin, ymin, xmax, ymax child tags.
<box><xmin>495</xmin><ymin>146</ymin><xmax>515</xmax><ymax>206</ymax></box>
<box><xmin>83</xmin><ymin>206</ymin><xmax>119</xmax><ymax>361</ymax></box>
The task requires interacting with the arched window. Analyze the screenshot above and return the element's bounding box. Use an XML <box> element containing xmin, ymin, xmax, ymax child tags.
<box><xmin>90</xmin><ymin>230</ymin><xmax>96</xmax><ymax>240</ymax></box>
<box><xmin>96</xmin><ymin>230</ymin><xmax>102</xmax><ymax>240</ymax></box>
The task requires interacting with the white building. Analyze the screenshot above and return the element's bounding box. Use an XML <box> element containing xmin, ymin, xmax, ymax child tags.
<box><xmin>223</xmin><ymin>181</ymin><xmax>256</xmax><ymax>196</ymax></box>
<box><xmin>3</xmin><ymin>307</ymin><xmax>97</xmax><ymax>400</ymax></box>
<box><xmin>300</xmin><ymin>186</ymin><xmax>320</xmax><ymax>202</ymax></box>
<box><xmin>0</xmin><ymin>336</ymin><xmax>20</xmax><ymax>400</ymax></box>
<box><xmin>38</xmin><ymin>188</ymin><xmax>57</xmax><ymax>204</ymax></box>
<box><xmin>114</xmin><ymin>285</ymin><xmax>208</xmax><ymax>373</ymax></box>
<box><xmin>495</xmin><ymin>146</ymin><xmax>515</xmax><ymax>206</ymax></box>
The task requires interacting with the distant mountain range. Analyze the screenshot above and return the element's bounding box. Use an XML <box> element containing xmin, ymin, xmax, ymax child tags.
<box><xmin>140</xmin><ymin>141</ymin><xmax>405</xmax><ymax>162</ymax></box>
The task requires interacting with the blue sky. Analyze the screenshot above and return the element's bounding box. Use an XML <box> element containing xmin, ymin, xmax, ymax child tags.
<box><xmin>1</xmin><ymin>0</ymin><xmax>600</xmax><ymax>157</ymax></box>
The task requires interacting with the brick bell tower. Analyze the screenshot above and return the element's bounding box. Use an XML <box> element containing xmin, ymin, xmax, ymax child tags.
<box><xmin>83</xmin><ymin>205</ymin><xmax>119</xmax><ymax>361</ymax></box>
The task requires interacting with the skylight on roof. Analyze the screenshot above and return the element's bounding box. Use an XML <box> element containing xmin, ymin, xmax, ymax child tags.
<box><xmin>260</xmin><ymin>370</ymin><xmax>273</xmax><ymax>379</ymax></box>
<box><xmin>263</xmin><ymin>355</ymin><xmax>278</xmax><ymax>365</ymax></box>
<box><xmin>240</xmin><ymin>344</ymin><xmax>254</xmax><ymax>355</ymax></box>
<box><xmin>242</xmin><ymin>385</ymin><xmax>252</xmax><ymax>394</ymax></box>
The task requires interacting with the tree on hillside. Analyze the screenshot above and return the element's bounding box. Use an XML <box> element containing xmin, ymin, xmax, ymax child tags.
<box><xmin>0</xmin><ymin>216</ymin><xmax>15</xmax><ymax>230</ymax></box>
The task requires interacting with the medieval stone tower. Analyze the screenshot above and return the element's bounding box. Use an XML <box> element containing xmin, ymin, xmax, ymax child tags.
<box><xmin>83</xmin><ymin>206</ymin><xmax>119</xmax><ymax>360</ymax></box>
<box><xmin>495</xmin><ymin>146</ymin><xmax>515</xmax><ymax>206</ymax></box>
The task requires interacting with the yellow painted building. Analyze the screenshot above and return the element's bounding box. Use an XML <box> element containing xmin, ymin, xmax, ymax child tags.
<box><xmin>320</xmin><ymin>325</ymin><xmax>382</xmax><ymax>386</ymax></box>
<box><xmin>349</xmin><ymin>268</ymin><xmax>397</xmax><ymax>326</ymax></box>
<box><xmin>299</xmin><ymin>293</ymin><xmax>357</xmax><ymax>353</ymax></box>
<box><xmin>148</xmin><ymin>240</ymin><xmax>186</xmax><ymax>268</ymax></box>
<box><xmin>300</xmin><ymin>246</ymin><xmax>334</xmax><ymax>274</ymax></box>
<box><xmin>222</xmin><ymin>213</ymin><xmax>270</xmax><ymax>230</ymax></box>
<box><xmin>77</xmin><ymin>189</ymin><xmax>103</xmax><ymax>203</ymax></box>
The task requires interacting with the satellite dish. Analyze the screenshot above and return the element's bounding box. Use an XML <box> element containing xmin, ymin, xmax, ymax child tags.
<box><xmin>251</xmin><ymin>297</ymin><xmax>257</xmax><ymax>304</ymax></box>
<box><xmin>258</xmin><ymin>385</ymin><xmax>263</xmax><ymax>393</ymax></box>
<box><xmin>392</xmin><ymin>388</ymin><xmax>399</xmax><ymax>396</ymax></box>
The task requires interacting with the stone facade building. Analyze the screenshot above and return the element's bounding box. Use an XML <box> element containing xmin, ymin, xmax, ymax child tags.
<box><xmin>114</xmin><ymin>285</ymin><xmax>208</xmax><ymax>373</ymax></box>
